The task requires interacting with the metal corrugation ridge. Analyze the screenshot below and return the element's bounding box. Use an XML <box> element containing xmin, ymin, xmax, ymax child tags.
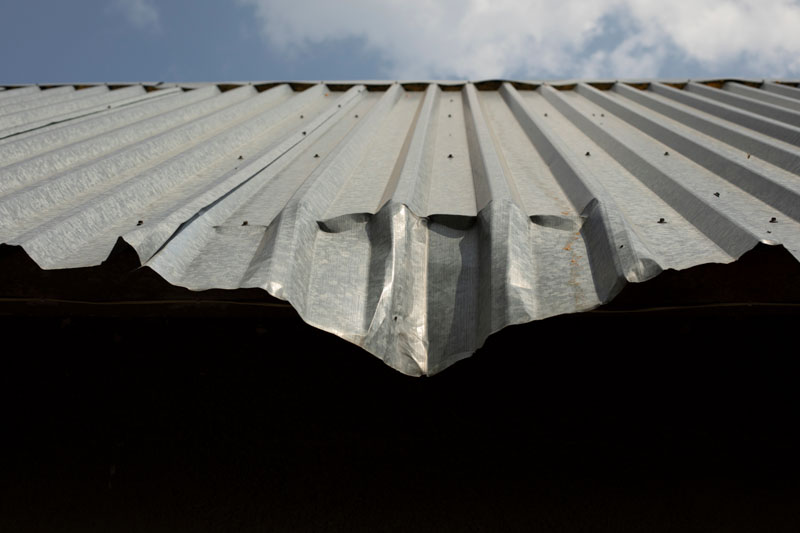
<box><xmin>1</xmin><ymin>80</ymin><xmax>799</xmax><ymax>375</ymax></box>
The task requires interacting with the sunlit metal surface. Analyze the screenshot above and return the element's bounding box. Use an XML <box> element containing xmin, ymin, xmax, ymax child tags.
<box><xmin>1</xmin><ymin>79</ymin><xmax>799</xmax><ymax>374</ymax></box>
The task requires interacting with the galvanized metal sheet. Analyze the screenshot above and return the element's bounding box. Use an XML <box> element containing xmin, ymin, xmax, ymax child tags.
<box><xmin>1</xmin><ymin>81</ymin><xmax>798</xmax><ymax>375</ymax></box>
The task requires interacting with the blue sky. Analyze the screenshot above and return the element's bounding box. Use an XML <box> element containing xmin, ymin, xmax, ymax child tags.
<box><xmin>3</xmin><ymin>0</ymin><xmax>800</xmax><ymax>83</ymax></box>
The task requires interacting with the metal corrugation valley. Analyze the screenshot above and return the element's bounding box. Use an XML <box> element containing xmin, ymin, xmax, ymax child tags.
<box><xmin>1</xmin><ymin>80</ymin><xmax>799</xmax><ymax>375</ymax></box>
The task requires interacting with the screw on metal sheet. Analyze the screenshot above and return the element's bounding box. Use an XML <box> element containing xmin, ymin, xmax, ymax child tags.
<box><xmin>658</xmin><ymin>218</ymin><xmax>666</xmax><ymax>224</ymax></box>
<box><xmin>337</xmin><ymin>104</ymin><xmax>341</xmax><ymax>108</ymax></box>
<box><xmin>238</xmin><ymin>155</ymin><xmax>243</xmax><ymax>160</ymax></box>
<box><xmin>714</xmin><ymin>192</ymin><xmax>720</xmax><ymax>197</ymax></box>
<box><xmin>544</xmin><ymin>113</ymin><xmax>548</xmax><ymax>117</ymax></box>
<box><xmin>393</xmin><ymin>316</ymin><xmax>398</xmax><ymax>321</ymax></box>
<box><xmin>447</xmin><ymin>154</ymin><xmax>454</xmax><ymax>159</ymax></box>
<box><xmin>107</xmin><ymin>105</ymin><xmax>111</xmax><ymax>109</ymax></box>
<box><xmin>136</xmin><ymin>220</ymin><xmax>143</xmax><ymax>226</ymax></box>
<box><xmin>302</xmin><ymin>131</ymin><xmax>306</xmax><ymax>135</ymax></box>
<box><xmin>619</xmin><ymin>244</ymin><xmax>624</xmax><ymax>249</ymax></box>
<box><xmin>242</xmin><ymin>221</ymin><xmax>249</xmax><ymax>226</ymax></box>
<box><xmin>770</xmin><ymin>217</ymin><xmax>777</xmax><ymax>223</ymax></box>
<box><xmin>664</xmin><ymin>151</ymin><xmax>669</xmax><ymax>156</ymax></box>
<box><xmin>600</xmin><ymin>113</ymin><xmax>605</xmax><ymax>117</ymax></box>
<box><xmin>747</xmin><ymin>154</ymin><xmax>751</xmax><ymax>159</ymax></box>
<box><xmin>585</xmin><ymin>151</ymin><xmax>590</xmax><ymax>156</ymax></box>
<box><xmin>448</xmin><ymin>114</ymin><xmax>452</xmax><ymax>118</ymax></box>
<box><xmin>314</xmin><ymin>154</ymin><xmax>319</xmax><ymax>158</ymax></box>
<box><xmin>300</xmin><ymin>115</ymin><xmax>304</xmax><ymax>119</ymax></box>
<box><xmin>354</xmin><ymin>114</ymin><xmax>359</xmax><ymax>118</ymax></box>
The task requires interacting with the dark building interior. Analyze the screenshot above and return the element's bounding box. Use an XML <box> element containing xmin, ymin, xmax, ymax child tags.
<box><xmin>1</xmin><ymin>241</ymin><xmax>799</xmax><ymax>531</ymax></box>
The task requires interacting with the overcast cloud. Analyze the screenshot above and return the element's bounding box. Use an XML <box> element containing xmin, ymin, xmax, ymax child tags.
<box><xmin>239</xmin><ymin>0</ymin><xmax>800</xmax><ymax>79</ymax></box>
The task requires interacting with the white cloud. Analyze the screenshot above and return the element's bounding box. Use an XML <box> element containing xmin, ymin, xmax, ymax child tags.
<box><xmin>239</xmin><ymin>0</ymin><xmax>800</xmax><ymax>79</ymax></box>
<box><xmin>113</xmin><ymin>0</ymin><xmax>161</xmax><ymax>32</ymax></box>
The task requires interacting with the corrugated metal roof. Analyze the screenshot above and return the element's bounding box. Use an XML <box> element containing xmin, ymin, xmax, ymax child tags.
<box><xmin>1</xmin><ymin>80</ymin><xmax>799</xmax><ymax>375</ymax></box>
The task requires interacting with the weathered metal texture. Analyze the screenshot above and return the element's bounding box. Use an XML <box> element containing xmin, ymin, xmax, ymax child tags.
<box><xmin>1</xmin><ymin>80</ymin><xmax>798</xmax><ymax>375</ymax></box>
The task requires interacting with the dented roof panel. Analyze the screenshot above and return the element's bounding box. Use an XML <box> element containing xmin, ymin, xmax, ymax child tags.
<box><xmin>1</xmin><ymin>80</ymin><xmax>798</xmax><ymax>375</ymax></box>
